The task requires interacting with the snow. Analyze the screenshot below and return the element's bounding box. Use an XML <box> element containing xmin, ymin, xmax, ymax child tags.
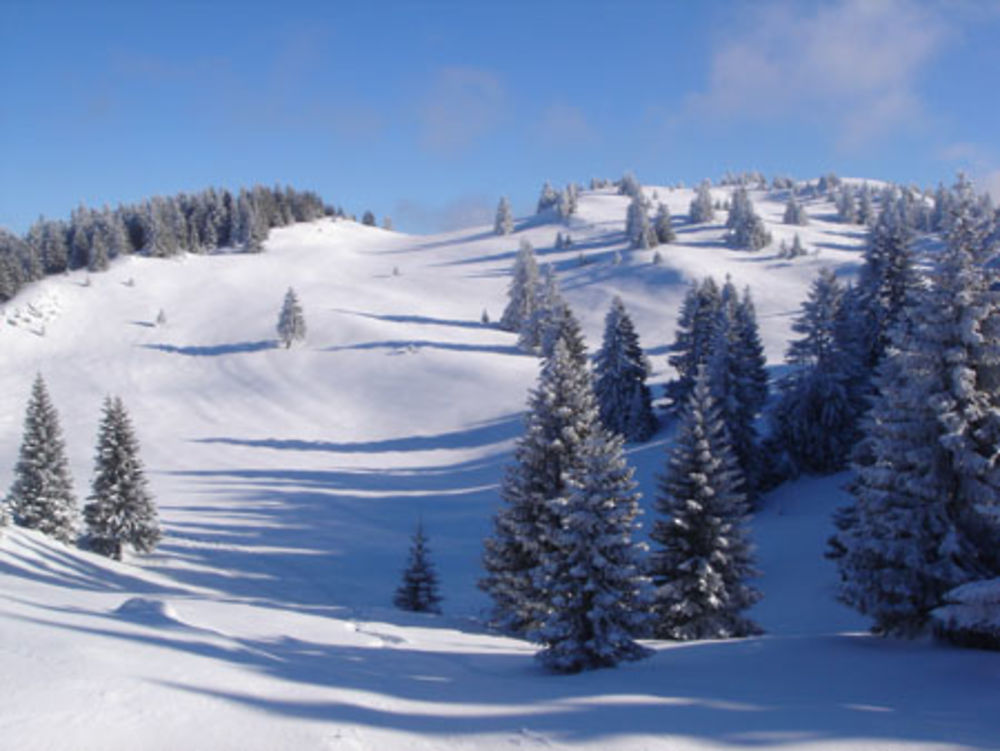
<box><xmin>2</xmin><ymin>183</ymin><xmax>998</xmax><ymax>749</ymax></box>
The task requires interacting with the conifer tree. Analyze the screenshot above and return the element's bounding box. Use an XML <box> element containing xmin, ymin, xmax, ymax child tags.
<box><xmin>499</xmin><ymin>239</ymin><xmax>540</xmax><ymax>333</ymax></box>
<box><xmin>536</xmin><ymin>181</ymin><xmax>560</xmax><ymax>214</ymax></box>
<box><xmin>838</xmin><ymin>186</ymin><xmax>1000</xmax><ymax>635</ymax></box>
<box><xmin>594</xmin><ymin>297</ymin><xmax>655</xmax><ymax>442</ymax></box>
<box><xmin>688</xmin><ymin>180</ymin><xmax>715</xmax><ymax>224</ymax></box>
<box><xmin>726</xmin><ymin>187</ymin><xmax>771</xmax><ymax>250</ymax></box>
<box><xmin>494</xmin><ymin>196</ymin><xmax>514</xmax><ymax>235</ymax></box>
<box><xmin>84</xmin><ymin>397</ymin><xmax>161</xmax><ymax>560</ymax></box>
<box><xmin>625</xmin><ymin>195</ymin><xmax>655</xmax><ymax>249</ymax></box>
<box><xmin>5</xmin><ymin>375</ymin><xmax>78</xmax><ymax>544</ymax></box>
<box><xmin>654</xmin><ymin>202</ymin><xmax>675</xmax><ymax>243</ymax></box>
<box><xmin>783</xmin><ymin>196</ymin><xmax>808</xmax><ymax>226</ymax></box>
<box><xmin>481</xmin><ymin>339</ymin><xmax>598</xmax><ymax>635</ymax></box>
<box><xmin>666</xmin><ymin>277</ymin><xmax>722</xmax><ymax>409</ymax></box>
<box><xmin>531</xmin><ymin>430</ymin><xmax>652</xmax><ymax>672</ymax></box>
<box><xmin>277</xmin><ymin>287</ymin><xmax>306</xmax><ymax>348</ymax></box>
<box><xmin>394</xmin><ymin>520</ymin><xmax>442</xmax><ymax>613</ymax></box>
<box><xmin>649</xmin><ymin>367</ymin><xmax>761</xmax><ymax>639</ymax></box>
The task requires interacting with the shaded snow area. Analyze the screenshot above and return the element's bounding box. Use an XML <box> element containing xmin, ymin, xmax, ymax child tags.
<box><xmin>2</xmin><ymin>184</ymin><xmax>998</xmax><ymax>750</ymax></box>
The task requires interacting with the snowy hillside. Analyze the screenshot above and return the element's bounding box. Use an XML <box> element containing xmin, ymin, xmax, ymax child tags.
<box><xmin>2</xmin><ymin>182</ymin><xmax>998</xmax><ymax>750</ymax></box>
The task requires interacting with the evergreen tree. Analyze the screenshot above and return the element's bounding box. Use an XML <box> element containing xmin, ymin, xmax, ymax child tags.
<box><xmin>5</xmin><ymin>375</ymin><xmax>78</xmax><ymax>544</ymax></box>
<box><xmin>654</xmin><ymin>203</ymin><xmax>675</xmax><ymax>244</ymax></box>
<box><xmin>536</xmin><ymin>181</ymin><xmax>560</xmax><ymax>214</ymax></box>
<box><xmin>726</xmin><ymin>187</ymin><xmax>771</xmax><ymax>251</ymax></box>
<box><xmin>594</xmin><ymin>297</ymin><xmax>655</xmax><ymax>442</ymax></box>
<box><xmin>277</xmin><ymin>287</ymin><xmax>306</xmax><ymax>348</ymax></box>
<box><xmin>361</xmin><ymin>210</ymin><xmax>377</xmax><ymax>226</ymax></box>
<box><xmin>649</xmin><ymin>366</ymin><xmax>761</xmax><ymax>639</ymax></box>
<box><xmin>394</xmin><ymin>520</ymin><xmax>442</xmax><ymax>613</ymax></box>
<box><xmin>771</xmin><ymin>269</ymin><xmax>860</xmax><ymax>474</ymax></box>
<box><xmin>688</xmin><ymin>180</ymin><xmax>715</xmax><ymax>224</ymax></box>
<box><xmin>782</xmin><ymin>196</ymin><xmax>808</xmax><ymax>226</ymax></box>
<box><xmin>84</xmin><ymin>397</ymin><xmax>161</xmax><ymax>560</ymax></box>
<box><xmin>494</xmin><ymin>196</ymin><xmax>514</xmax><ymax>236</ymax></box>
<box><xmin>617</xmin><ymin>172</ymin><xmax>641</xmax><ymax>198</ymax></box>
<box><xmin>838</xmin><ymin>187</ymin><xmax>1000</xmax><ymax>635</ymax></box>
<box><xmin>836</xmin><ymin>185</ymin><xmax>858</xmax><ymax>224</ymax></box>
<box><xmin>481</xmin><ymin>339</ymin><xmax>598</xmax><ymax>635</ymax></box>
<box><xmin>666</xmin><ymin>277</ymin><xmax>722</xmax><ymax>409</ymax></box>
<box><xmin>499</xmin><ymin>239</ymin><xmax>540</xmax><ymax>333</ymax></box>
<box><xmin>530</xmin><ymin>430</ymin><xmax>652</xmax><ymax>672</ymax></box>
<box><xmin>625</xmin><ymin>195</ymin><xmax>655</xmax><ymax>249</ymax></box>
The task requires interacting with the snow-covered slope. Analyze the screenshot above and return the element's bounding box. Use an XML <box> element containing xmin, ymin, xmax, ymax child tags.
<box><xmin>2</xmin><ymin>183</ymin><xmax>998</xmax><ymax>750</ymax></box>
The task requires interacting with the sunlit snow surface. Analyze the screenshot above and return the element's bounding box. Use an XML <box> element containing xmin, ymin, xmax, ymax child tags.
<box><xmin>2</xmin><ymin>184</ymin><xmax>997</xmax><ymax>750</ymax></box>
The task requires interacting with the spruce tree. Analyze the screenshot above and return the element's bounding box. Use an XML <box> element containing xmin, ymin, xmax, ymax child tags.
<box><xmin>594</xmin><ymin>297</ymin><xmax>655</xmax><ymax>442</ymax></box>
<box><xmin>783</xmin><ymin>196</ymin><xmax>808</xmax><ymax>226</ymax></box>
<box><xmin>649</xmin><ymin>366</ymin><xmax>761</xmax><ymax>639</ymax></box>
<box><xmin>726</xmin><ymin>187</ymin><xmax>771</xmax><ymax>250</ymax></box>
<box><xmin>5</xmin><ymin>375</ymin><xmax>78</xmax><ymax>544</ymax></box>
<box><xmin>494</xmin><ymin>196</ymin><xmax>514</xmax><ymax>236</ymax></box>
<box><xmin>654</xmin><ymin>202</ymin><xmax>675</xmax><ymax>244</ymax></box>
<box><xmin>530</xmin><ymin>430</ymin><xmax>652</xmax><ymax>672</ymax></box>
<box><xmin>625</xmin><ymin>195</ymin><xmax>655</xmax><ymax>249</ymax></box>
<box><xmin>666</xmin><ymin>277</ymin><xmax>722</xmax><ymax>409</ymax></box>
<box><xmin>277</xmin><ymin>287</ymin><xmax>306</xmax><ymax>348</ymax></box>
<box><xmin>481</xmin><ymin>339</ymin><xmax>598</xmax><ymax>635</ymax></box>
<box><xmin>84</xmin><ymin>397</ymin><xmax>161</xmax><ymax>560</ymax></box>
<box><xmin>838</xmin><ymin>187</ymin><xmax>1000</xmax><ymax>635</ymax></box>
<box><xmin>688</xmin><ymin>180</ymin><xmax>715</xmax><ymax>224</ymax></box>
<box><xmin>499</xmin><ymin>239</ymin><xmax>540</xmax><ymax>333</ymax></box>
<box><xmin>394</xmin><ymin>520</ymin><xmax>442</xmax><ymax>613</ymax></box>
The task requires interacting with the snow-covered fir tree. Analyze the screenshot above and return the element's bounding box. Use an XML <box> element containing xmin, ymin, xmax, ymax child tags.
<box><xmin>838</xmin><ymin>184</ymin><xmax>1000</xmax><ymax>636</ymax></box>
<box><xmin>858</xmin><ymin>185</ymin><xmax>877</xmax><ymax>226</ymax></box>
<box><xmin>84</xmin><ymin>397</ymin><xmax>161</xmax><ymax>560</ymax></box>
<box><xmin>5</xmin><ymin>375</ymin><xmax>78</xmax><ymax>544</ymax></box>
<box><xmin>593</xmin><ymin>297</ymin><xmax>655</xmax><ymax>442</ymax></box>
<box><xmin>782</xmin><ymin>196</ymin><xmax>808</xmax><ymax>226</ymax></box>
<box><xmin>726</xmin><ymin>187</ymin><xmax>771</xmax><ymax>251</ymax></box>
<box><xmin>494</xmin><ymin>196</ymin><xmax>514</xmax><ymax>236</ymax></box>
<box><xmin>499</xmin><ymin>239</ymin><xmax>540</xmax><ymax>333</ymax></box>
<box><xmin>770</xmin><ymin>268</ymin><xmax>861</xmax><ymax>474</ymax></box>
<box><xmin>480</xmin><ymin>339</ymin><xmax>599</xmax><ymax>635</ymax></box>
<box><xmin>666</xmin><ymin>277</ymin><xmax>722</xmax><ymax>409</ymax></box>
<box><xmin>649</xmin><ymin>366</ymin><xmax>761</xmax><ymax>639</ymax></box>
<box><xmin>536</xmin><ymin>181</ymin><xmax>560</xmax><ymax>214</ymax></box>
<box><xmin>557</xmin><ymin>186</ymin><xmax>578</xmax><ymax>221</ymax></box>
<box><xmin>688</xmin><ymin>180</ymin><xmax>715</xmax><ymax>224</ymax></box>
<box><xmin>625</xmin><ymin>194</ymin><xmax>655</xmax><ymax>249</ymax></box>
<box><xmin>530</xmin><ymin>430</ymin><xmax>652</xmax><ymax>672</ymax></box>
<box><xmin>836</xmin><ymin>185</ymin><xmax>858</xmax><ymax>224</ymax></box>
<box><xmin>617</xmin><ymin>172</ymin><xmax>641</xmax><ymax>198</ymax></box>
<box><xmin>654</xmin><ymin>202</ymin><xmax>675</xmax><ymax>244</ymax></box>
<box><xmin>394</xmin><ymin>520</ymin><xmax>442</xmax><ymax>614</ymax></box>
<box><xmin>277</xmin><ymin>287</ymin><xmax>306</xmax><ymax>348</ymax></box>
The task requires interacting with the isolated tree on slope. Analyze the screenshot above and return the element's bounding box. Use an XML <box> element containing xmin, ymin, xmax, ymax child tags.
<box><xmin>394</xmin><ymin>520</ymin><xmax>442</xmax><ymax>613</ymax></box>
<box><xmin>625</xmin><ymin>195</ymin><xmax>656</xmax><ymax>249</ymax></box>
<box><xmin>531</xmin><ymin>430</ymin><xmax>652</xmax><ymax>672</ymax></box>
<box><xmin>536</xmin><ymin>181</ymin><xmax>560</xmax><ymax>214</ymax></box>
<box><xmin>594</xmin><ymin>297</ymin><xmax>655</xmax><ymax>442</ymax></box>
<box><xmin>277</xmin><ymin>287</ymin><xmax>306</xmax><ymax>348</ymax></box>
<box><xmin>481</xmin><ymin>339</ymin><xmax>598</xmax><ymax>635</ymax></box>
<box><xmin>84</xmin><ymin>397</ymin><xmax>161</xmax><ymax>560</ymax></box>
<box><xmin>688</xmin><ymin>180</ymin><xmax>715</xmax><ymax>224</ymax></box>
<box><xmin>726</xmin><ymin>187</ymin><xmax>771</xmax><ymax>251</ymax></box>
<box><xmin>783</xmin><ymin>196</ymin><xmax>808</xmax><ymax>226</ymax></box>
<box><xmin>5</xmin><ymin>375</ymin><xmax>78</xmax><ymax>544</ymax></box>
<box><xmin>499</xmin><ymin>239</ymin><xmax>540</xmax><ymax>333</ymax></box>
<box><xmin>654</xmin><ymin>202</ymin><xmax>676</xmax><ymax>244</ymax></box>
<box><xmin>838</xmin><ymin>191</ymin><xmax>1000</xmax><ymax>636</ymax></box>
<box><xmin>649</xmin><ymin>366</ymin><xmax>761</xmax><ymax>639</ymax></box>
<box><xmin>494</xmin><ymin>196</ymin><xmax>514</xmax><ymax>236</ymax></box>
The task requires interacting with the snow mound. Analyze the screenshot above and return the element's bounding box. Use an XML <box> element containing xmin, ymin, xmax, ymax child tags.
<box><xmin>933</xmin><ymin>578</ymin><xmax>1000</xmax><ymax>650</ymax></box>
<box><xmin>113</xmin><ymin>597</ymin><xmax>183</xmax><ymax>627</ymax></box>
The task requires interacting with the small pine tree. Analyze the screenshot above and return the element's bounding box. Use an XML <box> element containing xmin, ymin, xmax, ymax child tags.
<box><xmin>689</xmin><ymin>180</ymin><xmax>715</xmax><ymax>224</ymax></box>
<box><xmin>277</xmin><ymin>287</ymin><xmax>306</xmax><ymax>348</ymax></box>
<box><xmin>654</xmin><ymin>203</ymin><xmax>675</xmax><ymax>243</ymax></box>
<box><xmin>666</xmin><ymin>277</ymin><xmax>722</xmax><ymax>409</ymax></box>
<box><xmin>626</xmin><ymin>195</ymin><xmax>655</xmax><ymax>249</ymax></box>
<box><xmin>783</xmin><ymin>196</ymin><xmax>809</xmax><ymax>226</ymax></box>
<box><xmin>5</xmin><ymin>375</ymin><xmax>78</xmax><ymax>544</ymax></box>
<box><xmin>84</xmin><ymin>397</ymin><xmax>161</xmax><ymax>560</ymax></box>
<box><xmin>155</xmin><ymin>309</ymin><xmax>167</xmax><ymax>326</ymax></box>
<box><xmin>494</xmin><ymin>197</ymin><xmax>514</xmax><ymax>236</ymax></box>
<box><xmin>361</xmin><ymin>210</ymin><xmax>377</xmax><ymax>226</ymax></box>
<box><xmin>649</xmin><ymin>367</ymin><xmax>761</xmax><ymax>639</ymax></box>
<box><xmin>594</xmin><ymin>297</ymin><xmax>655</xmax><ymax>442</ymax></box>
<box><xmin>499</xmin><ymin>239</ymin><xmax>540</xmax><ymax>333</ymax></box>
<box><xmin>394</xmin><ymin>520</ymin><xmax>442</xmax><ymax>613</ymax></box>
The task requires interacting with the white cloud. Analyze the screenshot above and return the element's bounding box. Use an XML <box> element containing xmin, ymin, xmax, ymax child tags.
<box><xmin>393</xmin><ymin>194</ymin><xmax>494</xmax><ymax>233</ymax></box>
<box><xmin>418</xmin><ymin>67</ymin><xmax>506</xmax><ymax>155</ymax></box>
<box><xmin>686</xmin><ymin>0</ymin><xmax>947</xmax><ymax>149</ymax></box>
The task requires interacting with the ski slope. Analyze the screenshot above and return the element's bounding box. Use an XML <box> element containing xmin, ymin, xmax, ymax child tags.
<box><xmin>1</xmin><ymin>183</ymin><xmax>997</xmax><ymax>750</ymax></box>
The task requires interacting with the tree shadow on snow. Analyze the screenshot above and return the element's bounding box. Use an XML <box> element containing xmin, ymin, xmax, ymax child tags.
<box><xmin>323</xmin><ymin>339</ymin><xmax>523</xmax><ymax>357</ymax></box>
<box><xmin>142</xmin><ymin>340</ymin><xmax>276</xmax><ymax>357</ymax></box>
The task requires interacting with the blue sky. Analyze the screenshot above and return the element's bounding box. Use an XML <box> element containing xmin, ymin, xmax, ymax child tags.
<box><xmin>1</xmin><ymin>0</ymin><xmax>998</xmax><ymax>234</ymax></box>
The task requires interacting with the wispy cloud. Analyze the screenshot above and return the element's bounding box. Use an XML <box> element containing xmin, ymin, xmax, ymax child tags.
<box><xmin>684</xmin><ymin>0</ymin><xmax>947</xmax><ymax>149</ymax></box>
<box><xmin>393</xmin><ymin>194</ymin><xmax>494</xmax><ymax>233</ymax></box>
<box><xmin>417</xmin><ymin>67</ymin><xmax>506</xmax><ymax>155</ymax></box>
<box><xmin>534</xmin><ymin>103</ymin><xmax>598</xmax><ymax>147</ymax></box>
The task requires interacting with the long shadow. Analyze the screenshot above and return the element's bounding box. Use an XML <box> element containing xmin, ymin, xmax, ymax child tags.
<box><xmin>14</xmin><ymin>606</ymin><xmax>1000</xmax><ymax>749</ymax></box>
<box><xmin>323</xmin><ymin>339</ymin><xmax>522</xmax><ymax>357</ymax></box>
<box><xmin>195</xmin><ymin>416</ymin><xmax>522</xmax><ymax>454</ymax></box>
<box><xmin>143</xmin><ymin>340</ymin><xmax>276</xmax><ymax>356</ymax></box>
<box><xmin>334</xmin><ymin>309</ymin><xmax>487</xmax><ymax>331</ymax></box>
